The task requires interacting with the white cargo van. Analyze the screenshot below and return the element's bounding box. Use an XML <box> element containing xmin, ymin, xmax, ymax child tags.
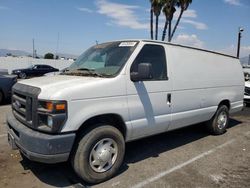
<box><xmin>7</xmin><ymin>40</ymin><xmax>244</xmax><ymax>183</ymax></box>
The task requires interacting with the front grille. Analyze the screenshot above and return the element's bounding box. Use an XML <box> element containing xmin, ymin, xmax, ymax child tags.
<box><xmin>12</xmin><ymin>83</ymin><xmax>41</xmax><ymax>129</ymax></box>
<box><xmin>245</xmin><ymin>87</ymin><xmax>250</xmax><ymax>96</ymax></box>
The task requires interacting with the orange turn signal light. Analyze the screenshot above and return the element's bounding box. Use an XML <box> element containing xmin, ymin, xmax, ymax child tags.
<box><xmin>45</xmin><ymin>101</ymin><xmax>66</xmax><ymax>111</ymax></box>
<box><xmin>46</xmin><ymin>102</ymin><xmax>53</xmax><ymax>111</ymax></box>
<box><xmin>55</xmin><ymin>104</ymin><xmax>66</xmax><ymax>111</ymax></box>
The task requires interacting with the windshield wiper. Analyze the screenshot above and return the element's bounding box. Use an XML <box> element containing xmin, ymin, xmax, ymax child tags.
<box><xmin>76</xmin><ymin>68</ymin><xmax>95</xmax><ymax>71</ymax></box>
<box><xmin>61</xmin><ymin>68</ymin><xmax>105</xmax><ymax>77</ymax></box>
<box><xmin>76</xmin><ymin>68</ymin><xmax>104</xmax><ymax>77</ymax></box>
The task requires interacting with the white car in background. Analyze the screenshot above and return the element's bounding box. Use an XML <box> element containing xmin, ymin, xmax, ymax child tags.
<box><xmin>244</xmin><ymin>81</ymin><xmax>250</xmax><ymax>105</ymax></box>
<box><xmin>243</xmin><ymin>71</ymin><xmax>250</xmax><ymax>106</ymax></box>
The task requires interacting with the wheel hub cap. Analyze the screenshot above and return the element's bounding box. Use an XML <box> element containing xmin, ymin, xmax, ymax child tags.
<box><xmin>217</xmin><ymin>111</ymin><xmax>227</xmax><ymax>129</ymax></box>
<box><xmin>98</xmin><ymin>147</ymin><xmax>111</xmax><ymax>162</ymax></box>
<box><xmin>89</xmin><ymin>138</ymin><xmax>118</xmax><ymax>173</ymax></box>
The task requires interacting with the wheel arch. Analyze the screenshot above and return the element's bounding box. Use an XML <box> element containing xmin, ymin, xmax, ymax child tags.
<box><xmin>218</xmin><ymin>99</ymin><xmax>231</xmax><ymax>110</ymax></box>
<box><xmin>76</xmin><ymin>113</ymin><xmax>127</xmax><ymax>140</ymax></box>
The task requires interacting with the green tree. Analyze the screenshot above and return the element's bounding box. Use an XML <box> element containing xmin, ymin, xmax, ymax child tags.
<box><xmin>149</xmin><ymin>0</ymin><xmax>192</xmax><ymax>42</ymax></box>
<box><xmin>170</xmin><ymin>0</ymin><xmax>192</xmax><ymax>41</ymax></box>
<box><xmin>151</xmin><ymin>0</ymin><xmax>164</xmax><ymax>40</ymax></box>
<box><xmin>162</xmin><ymin>0</ymin><xmax>176</xmax><ymax>41</ymax></box>
<box><xmin>44</xmin><ymin>53</ymin><xmax>54</xmax><ymax>59</ymax></box>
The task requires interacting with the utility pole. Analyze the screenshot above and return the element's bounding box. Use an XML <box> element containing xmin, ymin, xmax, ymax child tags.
<box><xmin>32</xmin><ymin>38</ymin><xmax>35</xmax><ymax>58</ymax></box>
<box><xmin>248</xmin><ymin>54</ymin><xmax>250</xmax><ymax>66</ymax></box>
<box><xmin>56</xmin><ymin>32</ymin><xmax>60</xmax><ymax>59</ymax></box>
<box><xmin>237</xmin><ymin>27</ymin><xmax>244</xmax><ymax>58</ymax></box>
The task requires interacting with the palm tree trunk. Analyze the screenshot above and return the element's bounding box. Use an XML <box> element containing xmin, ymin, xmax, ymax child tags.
<box><xmin>150</xmin><ymin>8</ymin><xmax>154</xmax><ymax>40</ymax></box>
<box><xmin>168</xmin><ymin>20</ymin><xmax>172</xmax><ymax>42</ymax></box>
<box><xmin>170</xmin><ymin>10</ymin><xmax>183</xmax><ymax>41</ymax></box>
<box><xmin>162</xmin><ymin>21</ymin><xmax>168</xmax><ymax>41</ymax></box>
<box><xmin>155</xmin><ymin>15</ymin><xmax>159</xmax><ymax>40</ymax></box>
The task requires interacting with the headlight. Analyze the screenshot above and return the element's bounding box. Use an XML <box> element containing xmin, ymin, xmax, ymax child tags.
<box><xmin>37</xmin><ymin>100</ymin><xmax>67</xmax><ymax>133</ymax></box>
<box><xmin>47</xmin><ymin>116</ymin><xmax>53</xmax><ymax>128</ymax></box>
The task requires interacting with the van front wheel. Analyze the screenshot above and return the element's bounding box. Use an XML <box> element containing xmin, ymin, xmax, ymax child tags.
<box><xmin>71</xmin><ymin>125</ymin><xmax>125</xmax><ymax>184</ymax></box>
<box><xmin>207</xmin><ymin>105</ymin><xmax>229</xmax><ymax>135</ymax></box>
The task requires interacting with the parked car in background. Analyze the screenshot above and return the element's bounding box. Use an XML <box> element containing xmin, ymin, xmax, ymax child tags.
<box><xmin>0</xmin><ymin>74</ymin><xmax>17</xmax><ymax>104</ymax></box>
<box><xmin>0</xmin><ymin>69</ymin><xmax>9</xmax><ymax>75</ymax></box>
<box><xmin>44</xmin><ymin>67</ymin><xmax>68</xmax><ymax>76</ymax></box>
<box><xmin>244</xmin><ymin>72</ymin><xmax>249</xmax><ymax>81</ymax></box>
<box><xmin>244</xmin><ymin>72</ymin><xmax>250</xmax><ymax>105</ymax></box>
<box><xmin>12</xmin><ymin>64</ymin><xmax>59</xmax><ymax>79</ymax></box>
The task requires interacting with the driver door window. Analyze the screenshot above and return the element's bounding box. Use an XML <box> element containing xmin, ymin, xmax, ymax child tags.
<box><xmin>131</xmin><ymin>44</ymin><xmax>167</xmax><ymax>80</ymax></box>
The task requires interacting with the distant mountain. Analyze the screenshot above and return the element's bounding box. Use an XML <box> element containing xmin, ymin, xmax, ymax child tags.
<box><xmin>0</xmin><ymin>49</ymin><xmax>79</xmax><ymax>59</ymax></box>
<box><xmin>0</xmin><ymin>49</ymin><xmax>31</xmax><ymax>57</ymax></box>
<box><xmin>240</xmin><ymin>56</ymin><xmax>250</xmax><ymax>66</ymax></box>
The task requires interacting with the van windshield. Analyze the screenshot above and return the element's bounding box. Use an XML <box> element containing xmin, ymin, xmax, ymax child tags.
<box><xmin>64</xmin><ymin>41</ymin><xmax>138</xmax><ymax>77</ymax></box>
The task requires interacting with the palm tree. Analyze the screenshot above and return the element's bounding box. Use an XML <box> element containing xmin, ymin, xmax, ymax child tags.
<box><xmin>162</xmin><ymin>0</ymin><xmax>176</xmax><ymax>41</ymax></box>
<box><xmin>150</xmin><ymin>0</ymin><xmax>154</xmax><ymax>40</ymax></box>
<box><xmin>161</xmin><ymin>0</ymin><xmax>170</xmax><ymax>41</ymax></box>
<box><xmin>152</xmin><ymin>0</ymin><xmax>164</xmax><ymax>40</ymax></box>
<box><xmin>170</xmin><ymin>0</ymin><xmax>192</xmax><ymax>41</ymax></box>
<box><xmin>161</xmin><ymin>18</ymin><xmax>168</xmax><ymax>41</ymax></box>
<box><xmin>167</xmin><ymin>4</ymin><xmax>176</xmax><ymax>42</ymax></box>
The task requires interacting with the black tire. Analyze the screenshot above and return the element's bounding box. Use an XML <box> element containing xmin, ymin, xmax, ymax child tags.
<box><xmin>206</xmin><ymin>105</ymin><xmax>229</xmax><ymax>135</ymax></box>
<box><xmin>19</xmin><ymin>72</ymin><xmax>27</xmax><ymax>79</ymax></box>
<box><xmin>0</xmin><ymin>91</ymin><xmax>4</xmax><ymax>104</ymax></box>
<box><xmin>71</xmin><ymin>125</ymin><xmax>125</xmax><ymax>184</ymax></box>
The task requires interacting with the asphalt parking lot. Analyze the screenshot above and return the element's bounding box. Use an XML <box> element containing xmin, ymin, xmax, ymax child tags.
<box><xmin>0</xmin><ymin>104</ymin><xmax>250</xmax><ymax>188</ymax></box>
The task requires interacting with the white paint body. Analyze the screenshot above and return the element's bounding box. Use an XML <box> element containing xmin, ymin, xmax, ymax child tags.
<box><xmin>18</xmin><ymin>40</ymin><xmax>244</xmax><ymax>141</ymax></box>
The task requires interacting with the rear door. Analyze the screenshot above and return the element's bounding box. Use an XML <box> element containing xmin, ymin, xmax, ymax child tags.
<box><xmin>42</xmin><ymin>65</ymin><xmax>53</xmax><ymax>74</ymax></box>
<box><xmin>127</xmin><ymin>44</ymin><xmax>172</xmax><ymax>139</ymax></box>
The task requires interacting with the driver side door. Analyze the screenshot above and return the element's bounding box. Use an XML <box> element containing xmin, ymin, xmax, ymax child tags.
<box><xmin>127</xmin><ymin>44</ymin><xmax>172</xmax><ymax>139</ymax></box>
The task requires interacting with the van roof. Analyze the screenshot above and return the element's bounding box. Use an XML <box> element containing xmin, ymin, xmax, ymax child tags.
<box><xmin>108</xmin><ymin>39</ymin><xmax>237</xmax><ymax>59</ymax></box>
<box><xmin>141</xmin><ymin>39</ymin><xmax>238</xmax><ymax>59</ymax></box>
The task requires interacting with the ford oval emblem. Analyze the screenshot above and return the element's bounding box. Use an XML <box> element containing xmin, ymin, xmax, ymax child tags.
<box><xmin>15</xmin><ymin>100</ymin><xmax>21</xmax><ymax>108</ymax></box>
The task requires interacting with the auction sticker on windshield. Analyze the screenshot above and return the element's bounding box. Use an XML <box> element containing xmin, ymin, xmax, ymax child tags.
<box><xmin>119</xmin><ymin>42</ymin><xmax>137</xmax><ymax>47</ymax></box>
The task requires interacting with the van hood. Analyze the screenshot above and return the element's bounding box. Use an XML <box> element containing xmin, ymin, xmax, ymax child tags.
<box><xmin>18</xmin><ymin>75</ymin><xmax>109</xmax><ymax>100</ymax></box>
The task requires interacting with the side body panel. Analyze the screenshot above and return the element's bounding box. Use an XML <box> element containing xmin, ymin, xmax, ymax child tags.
<box><xmin>165</xmin><ymin>45</ymin><xmax>244</xmax><ymax>131</ymax></box>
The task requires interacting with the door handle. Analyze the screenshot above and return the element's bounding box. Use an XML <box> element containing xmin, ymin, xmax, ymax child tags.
<box><xmin>167</xmin><ymin>93</ymin><xmax>171</xmax><ymax>105</ymax></box>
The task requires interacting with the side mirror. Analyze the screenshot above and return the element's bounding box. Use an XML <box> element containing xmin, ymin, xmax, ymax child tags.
<box><xmin>131</xmin><ymin>63</ymin><xmax>153</xmax><ymax>82</ymax></box>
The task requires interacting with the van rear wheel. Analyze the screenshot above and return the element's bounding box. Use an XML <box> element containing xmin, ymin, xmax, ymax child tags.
<box><xmin>207</xmin><ymin>105</ymin><xmax>229</xmax><ymax>135</ymax></box>
<box><xmin>71</xmin><ymin>125</ymin><xmax>125</xmax><ymax>184</ymax></box>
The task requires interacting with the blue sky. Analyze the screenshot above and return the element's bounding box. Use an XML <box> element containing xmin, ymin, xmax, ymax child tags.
<box><xmin>0</xmin><ymin>0</ymin><xmax>250</xmax><ymax>57</ymax></box>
